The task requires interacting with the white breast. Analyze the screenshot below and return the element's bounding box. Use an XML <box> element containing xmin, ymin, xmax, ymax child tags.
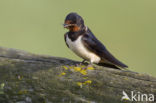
<box><xmin>66</xmin><ymin>35</ymin><xmax>101</xmax><ymax>63</ymax></box>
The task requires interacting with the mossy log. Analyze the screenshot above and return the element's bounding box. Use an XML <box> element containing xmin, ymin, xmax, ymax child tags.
<box><xmin>0</xmin><ymin>47</ymin><xmax>156</xmax><ymax>103</ymax></box>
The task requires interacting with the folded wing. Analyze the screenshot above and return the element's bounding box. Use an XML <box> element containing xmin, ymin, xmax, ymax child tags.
<box><xmin>82</xmin><ymin>30</ymin><xmax>128</xmax><ymax>68</ymax></box>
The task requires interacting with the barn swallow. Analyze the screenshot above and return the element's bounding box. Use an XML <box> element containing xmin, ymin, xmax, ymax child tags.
<box><xmin>63</xmin><ymin>12</ymin><xmax>128</xmax><ymax>69</ymax></box>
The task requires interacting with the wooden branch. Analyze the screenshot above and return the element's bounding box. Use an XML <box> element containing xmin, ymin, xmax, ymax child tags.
<box><xmin>0</xmin><ymin>47</ymin><xmax>155</xmax><ymax>103</ymax></box>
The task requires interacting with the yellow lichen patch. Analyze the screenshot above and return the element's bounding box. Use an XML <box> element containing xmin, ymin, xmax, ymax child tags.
<box><xmin>80</xmin><ymin>65</ymin><xmax>86</xmax><ymax>68</ymax></box>
<box><xmin>77</xmin><ymin>82</ymin><xmax>83</xmax><ymax>88</ymax></box>
<box><xmin>61</xmin><ymin>72</ymin><xmax>66</xmax><ymax>76</ymax></box>
<box><xmin>83</xmin><ymin>77</ymin><xmax>88</xmax><ymax>79</ymax></box>
<box><xmin>87</xmin><ymin>66</ymin><xmax>94</xmax><ymax>70</ymax></box>
<box><xmin>77</xmin><ymin>80</ymin><xmax>92</xmax><ymax>88</ymax></box>
<box><xmin>80</xmin><ymin>70</ymin><xmax>87</xmax><ymax>75</ymax></box>
<box><xmin>74</xmin><ymin>67</ymin><xmax>81</xmax><ymax>72</ymax></box>
<box><xmin>59</xmin><ymin>72</ymin><xmax>66</xmax><ymax>76</ymax></box>
<box><xmin>84</xmin><ymin>80</ymin><xmax>92</xmax><ymax>84</ymax></box>
<box><xmin>63</xmin><ymin>66</ymin><xmax>68</xmax><ymax>70</ymax></box>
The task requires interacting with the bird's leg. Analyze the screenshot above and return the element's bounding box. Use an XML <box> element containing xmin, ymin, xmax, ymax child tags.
<box><xmin>81</xmin><ymin>59</ymin><xmax>86</xmax><ymax>64</ymax></box>
<box><xmin>76</xmin><ymin>59</ymin><xmax>86</xmax><ymax>67</ymax></box>
<box><xmin>82</xmin><ymin>61</ymin><xmax>93</xmax><ymax>70</ymax></box>
<box><xmin>87</xmin><ymin>61</ymin><xmax>93</xmax><ymax>68</ymax></box>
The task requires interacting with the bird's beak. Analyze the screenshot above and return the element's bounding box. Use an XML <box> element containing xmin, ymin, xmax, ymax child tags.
<box><xmin>63</xmin><ymin>24</ymin><xmax>70</xmax><ymax>28</ymax></box>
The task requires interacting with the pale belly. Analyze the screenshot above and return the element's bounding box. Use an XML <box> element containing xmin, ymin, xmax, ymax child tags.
<box><xmin>66</xmin><ymin>35</ymin><xmax>101</xmax><ymax>63</ymax></box>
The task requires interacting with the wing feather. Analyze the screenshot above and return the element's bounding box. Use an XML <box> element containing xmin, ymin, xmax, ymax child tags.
<box><xmin>82</xmin><ymin>30</ymin><xmax>128</xmax><ymax>68</ymax></box>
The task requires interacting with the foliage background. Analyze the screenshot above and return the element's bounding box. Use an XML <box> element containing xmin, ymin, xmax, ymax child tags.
<box><xmin>0</xmin><ymin>0</ymin><xmax>155</xmax><ymax>76</ymax></box>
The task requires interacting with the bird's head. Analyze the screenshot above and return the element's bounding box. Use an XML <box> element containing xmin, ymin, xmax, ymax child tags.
<box><xmin>63</xmin><ymin>12</ymin><xmax>85</xmax><ymax>32</ymax></box>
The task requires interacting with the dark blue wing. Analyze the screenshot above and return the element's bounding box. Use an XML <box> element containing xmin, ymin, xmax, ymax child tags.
<box><xmin>82</xmin><ymin>28</ymin><xmax>128</xmax><ymax>68</ymax></box>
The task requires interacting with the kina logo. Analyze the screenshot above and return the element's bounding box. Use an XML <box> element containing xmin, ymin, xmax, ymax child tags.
<box><xmin>121</xmin><ymin>90</ymin><xmax>154</xmax><ymax>102</ymax></box>
<box><xmin>121</xmin><ymin>91</ymin><xmax>130</xmax><ymax>101</ymax></box>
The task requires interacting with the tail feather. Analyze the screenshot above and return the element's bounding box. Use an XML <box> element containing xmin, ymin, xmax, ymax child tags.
<box><xmin>98</xmin><ymin>62</ymin><xmax>120</xmax><ymax>69</ymax></box>
<box><xmin>113</xmin><ymin>60</ymin><xmax>128</xmax><ymax>68</ymax></box>
<box><xmin>100</xmin><ymin>57</ymin><xmax>128</xmax><ymax>68</ymax></box>
<box><xmin>100</xmin><ymin>48</ymin><xmax>128</xmax><ymax>68</ymax></box>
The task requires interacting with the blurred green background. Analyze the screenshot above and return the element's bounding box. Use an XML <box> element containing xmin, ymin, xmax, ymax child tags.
<box><xmin>0</xmin><ymin>0</ymin><xmax>155</xmax><ymax>76</ymax></box>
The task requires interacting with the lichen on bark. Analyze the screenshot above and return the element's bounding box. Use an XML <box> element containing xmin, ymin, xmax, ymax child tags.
<box><xmin>0</xmin><ymin>47</ymin><xmax>155</xmax><ymax>103</ymax></box>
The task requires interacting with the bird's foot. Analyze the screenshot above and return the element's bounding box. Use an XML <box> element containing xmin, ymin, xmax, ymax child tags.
<box><xmin>82</xmin><ymin>64</ymin><xmax>94</xmax><ymax>70</ymax></box>
<box><xmin>75</xmin><ymin>60</ymin><xmax>87</xmax><ymax>67</ymax></box>
<box><xmin>75</xmin><ymin>63</ymin><xmax>82</xmax><ymax>67</ymax></box>
<box><xmin>81</xmin><ymin>59</ymin><xmax>86</xmax><ymax>64</ymax></box>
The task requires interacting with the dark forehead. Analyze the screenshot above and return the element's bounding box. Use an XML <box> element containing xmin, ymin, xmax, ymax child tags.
<box><xmin>64</xmin><ymin>12</ymin><xmax>84</xmax><ymax>24</ymax></box>
<box><xmin>65</xmin><ymin>13</ymin><xmax>78</xmax><ymax>21</ymax></box>
<box><xmin>65</xmin><ymin>12</ymin><xmax>83</xmax><ymax>21</ymax></box>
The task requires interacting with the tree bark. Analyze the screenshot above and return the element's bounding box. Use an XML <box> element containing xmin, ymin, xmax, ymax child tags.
<box><xmin>0</xmin><ymin>47</ymin><xmax>155</xmax><ymax>103</ymax></box>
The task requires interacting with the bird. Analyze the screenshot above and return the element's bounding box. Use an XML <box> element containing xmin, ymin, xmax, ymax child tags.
<box><xmin>63</xmin><ymin>12</ymin><xmax>128</xmax><ymax>69</ymax></box>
